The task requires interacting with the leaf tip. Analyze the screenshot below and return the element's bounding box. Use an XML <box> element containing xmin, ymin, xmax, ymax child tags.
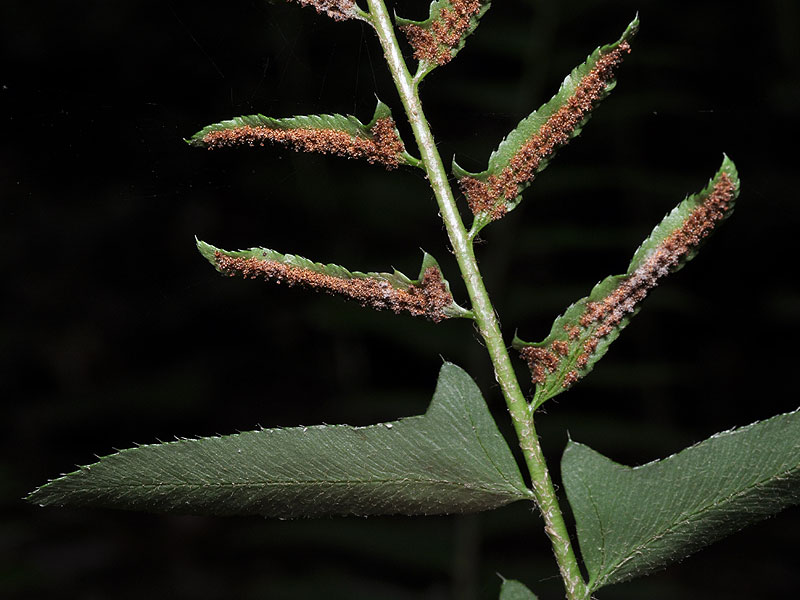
<box><xmin>370</xmin><ymin>98</ymin><xmax>392</xmax><ymax>124</ymax></box>
<box><xmin>418</xmin><ymin>249</ymin><xmax>441</xmax><ymax>277</ymax></box>
<box><xmin>624</xmin><ymin>14</ymin><xmax>640</xmax><ymax>40</ymax></box>
<box><xmin>452</xmin><ymin>157</ymin><xmax>478</xmax><ymax>179</ymax></box>
<box><xmin>24</xmin><ymin>486</ymin><xmax>42</xmax><ymax>505</ymax></box>
<box><xmin>719</xmin><ymin>153</ymin><xmax>740</xmax><ymax>187</ymax></box>
<box><xmin>185</xmin><ymin>129</ymin><xmax>210</xmax><ymax>148</ymax></box>
<box><xmin>195</xmin><ymin>238</ymin><xmax>220</xmax><ymax>265</ymax></box>
<box><xmin>25</xmin><ymin>476</ymin><xmax>68</xmax><ymax>508</ymax></box>
<box><xmin>510</xmin><ymin>331</ymin><xmax>525</xmax><ymax>349</ymax></box>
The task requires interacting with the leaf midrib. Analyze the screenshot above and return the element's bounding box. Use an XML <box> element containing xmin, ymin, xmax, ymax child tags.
<box><xmin>592</xmin><ymin>461</ymin><xmax>800</xmax><ymax>589</ymax></box>
<box><xmin>463</xmin><ymin>395</ymin><xmax>533</xmax><ymax>498</ymax></box>
<box><xmin>55</xmin><ymin>477</ymin><xmax>522</xmax><ymax>494</ymax></box>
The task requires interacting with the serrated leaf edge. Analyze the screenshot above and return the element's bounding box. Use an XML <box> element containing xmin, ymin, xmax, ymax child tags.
<box><xmin>197</xmin><ymin>238</ymin><xmax>472</xmax><ymax>321</ymax></box>
<box><xmin>515</xmin><ymin>157</ymin><xmax>739</xmax><ymax>406</ymax></box>
<box><xmin>455</xmin><ymin>16</ymin><xmax>638</xmax><ymax>221</ymax></box>
<box><xmin>187</xmin><ymin>100</ymin><xmax>413</xmax><ymax>169</ymax></box>
<box><xmin>564</xmin><ymin>406</ymin><xmax>800</xmax><ymax>590</ymax></box>
<box><xmin>397</xmin><ymin>0</ymin><xmax>491</xmax><ymax>69</ymax></box>
<box><xmin>27</xmin><ymin>362</ymin><xmax>532</xmax><ymax>517</ymax></box>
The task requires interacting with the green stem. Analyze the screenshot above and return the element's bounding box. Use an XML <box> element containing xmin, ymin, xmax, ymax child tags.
<box><xmin>363</xmin><ymin>2</ymin><xmax>588</xmax><ymax>598</ymax></box>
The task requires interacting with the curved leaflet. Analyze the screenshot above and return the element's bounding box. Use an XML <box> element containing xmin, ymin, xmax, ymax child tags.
<box><xmin>197</xmin><ymin>239</ymin><xmax>471</xmax><ymax>322</ymax></box>
<box><xmin>187</xmin><ymin>100</ymin><xmax>416</xmax><ymax>169</ymax></box>
<box><xmin>454</xmin><ymin>17</ymin><xmax>637</xmax><ymax>222</ymax></box>
<box><xmin>514</xmin><ymin>157</ymin><xmax>739</xmax><ymax>407</ymax></box>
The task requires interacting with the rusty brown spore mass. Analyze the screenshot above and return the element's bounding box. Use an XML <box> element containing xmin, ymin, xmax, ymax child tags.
<box><xmin>459</xmin><ymin>41</ymin><xmax>631</xmax><ymax>219</ymax></box>
<box><xmin>202</xmin><ymin>117</ymin><xmax>405</xmax><ymax>170</ymax></box>
<box><xmin>400</xmin><ymin>0</ymin><xmax>482</xmax><ymax>66</ymax></box>
<box><xmin>214</xmin><ymin>252</ymin><xmax>454</xmax><ymax>322</ymax></box>
<box><xmin>578</xmin><ymin>173</ymin><xmax>737</xmax><ymax>337</ymax></box>
<box><xmin>289</xmin><ymin>0</ymin><xmax>357</xmax><ymax>21</ymax></box>
<box><xmin>520</xmin><ymin>173</ymin><xmax>737</xmax><ymax>391</ymax></box>
<box><xmin>518</xmin><ymin>345</ymin><xmax>561</xmax><ymax>386</ymax></box>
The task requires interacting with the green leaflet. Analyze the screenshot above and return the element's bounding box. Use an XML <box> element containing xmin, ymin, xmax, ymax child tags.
<box><xmin>396</xmin><ymin>0</ymin><xmax>491</xmax><ymax>75</ymax></box>
<box><xmin>514</xmin><ymin>157</ymin><xmax>739</xmax><ymax>408</ymax></box>
<box><xmin>498</xmin><ymin>578</ymin><xmax>539</xmax><ymax>600</ymax></box>
<box><xmin>629</xmin><ymin>156</ymin><xmax>739</xmax><ymax>272</ymax></box>
<box><xmin>27</xmin><ymin>363</ymin><xmax>532</xmax><ymax>518</ymax></box>
<box><xmin>197</xmin><ymin>239</ymin><xmax>472</xmax><ymax>321</ymax></box>
<box><xmin>187</xmin><ymin>99</ymin><xmax>388</xmax><ymax>144</ymax></box>
<box><xmin>453</xmin><ymin>17</ymin><xmax>637</xmax><ymax>223</ymax></box>
<box><xmin>562</xmin><ymin>408</ymin><xmax>800</xmax><ymax>592</ymax></box>
<box><xmin>187</xmin><ymin>100</ymin><xmax>418</xmax><ymax>169</ymax></box>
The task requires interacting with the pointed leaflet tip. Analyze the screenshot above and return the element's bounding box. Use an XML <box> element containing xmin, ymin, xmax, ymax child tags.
<box><xmin>628</xmin><ymin>155</ymin><xmax>739</xmax><ymax>273</ymax></box>
<box><xmin>451</xmin><ymin>158</ymin><xmax>471</xmax><ymax>179</ymax></box>
<box><xmin>418</xmin><ymin>251</ymin><xmax>473</xmax><ymax>318</ymax></box>
<box><xmin>720</xmin><ymin>152</ymin><xmax>738</xmax><ymax>180</ymax></box>
<box><xmin>187</xmin><ymin>100</ymin><xmax>410</xmax><ymax>170</ymax></box>
<box><xmin>369</xmin><ymin>98</ymin><xmax>393</xmax><ymax>124</ymax></box>
<box><xmin>623</xmin><ymin>14</ymin><xmax>639</xmax><ymax>39</ymax></box>
<box><xmin>195</xmin><ymin>238</ymin><xmax>219</xmax><ymax>266</ymax></box>
<box><xmin>498</xmin><ymin>578</ymin><xmax>539</xmax><ymax>600</ymax></box>
<box><xmin>198</xmin><ymin>242</ymin><xmax>470</xmax><ymax>321</ymax></box>
<box><xmin>515</xmin><ymin>157</ymin><xmax>740</xmax><ymax>407</ymax></box>
<box><xmin>456</xmin><ymin>18</ymin><xmax>636</xmax><ymax>222</ymax></box>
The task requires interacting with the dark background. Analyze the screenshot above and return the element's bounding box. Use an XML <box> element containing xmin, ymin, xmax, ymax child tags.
<box><xmin>3</xmin><ymin>0</ymin><xmax>798</xmax><ymax>598</ymax></box>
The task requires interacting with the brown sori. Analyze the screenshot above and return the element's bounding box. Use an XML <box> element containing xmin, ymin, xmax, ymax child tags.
<box><xmin>214</xmin><ymin>252</ymin><xmax>454</xmax><ymax>322</ymax></box>
<box><xmin>400</xmin><ymin>0</ymin><xmax>483</xmax><ymax>66</ymax></box>
<box><xmin>202</xmin><ymin>117</ymin><xmax>406</xmax><ymax>170</ymax></box>
<box><xmin>521</xmin><ymin>172</ymin><xmax>737</xmax><ymax>390</ymax></box>
<box><xmin>289</xmin><ymin>0</ymin><xmax>357</xmax><ymax>21</ymax></box>
<box><xmin>518</xmin><ymin>345</ymin><xmax>560</xmax><ymax>385</ymax></box>
<box><xmin>460</xmin><ymin>41</ymin><xmax>631</xmax><ymax>219</ymax></box>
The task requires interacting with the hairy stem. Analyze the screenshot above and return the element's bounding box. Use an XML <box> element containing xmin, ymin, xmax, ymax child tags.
<box><xmin>363</xmin><ymin>1</ymin><xmax>587</xmax><ymax>598</ymax></box>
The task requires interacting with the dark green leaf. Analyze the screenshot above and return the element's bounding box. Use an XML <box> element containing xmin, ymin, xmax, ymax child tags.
<box><xmin>563</xmin><ymin>408</ymin><xmax>800</xmax><ymax>592</ymax></box>
<box><xmin>454</xmin><ymin>17</ymin><xmax>637</xmax><ymax>222</ymax></box>
<box><xmin>514</xmin><ymin>156</ymin><xmax>739</xmax><ymax>407</ymax></box>
<box><xmin>397</xmin><ymin>0</ymin><xmax>491</xmax><ymax>74</ymax></box>
<box><xmin>28</xmin><ymin>363</ymin><xmax>532</xmax><ymax>517</ymax></box>
<box><xmin>196</xmin><ymin>238</ymin><xmax>472</xmax><ymax>321</ymax></box>
<box><xmin>498</xmin><ymin>578</ymin><xmax>539</xmax><ymax>600</ymax></box>
<box><xmin>187</xmin><ymin>100</ymin><xmax>417</xmax><ymax>169</ymax></box>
